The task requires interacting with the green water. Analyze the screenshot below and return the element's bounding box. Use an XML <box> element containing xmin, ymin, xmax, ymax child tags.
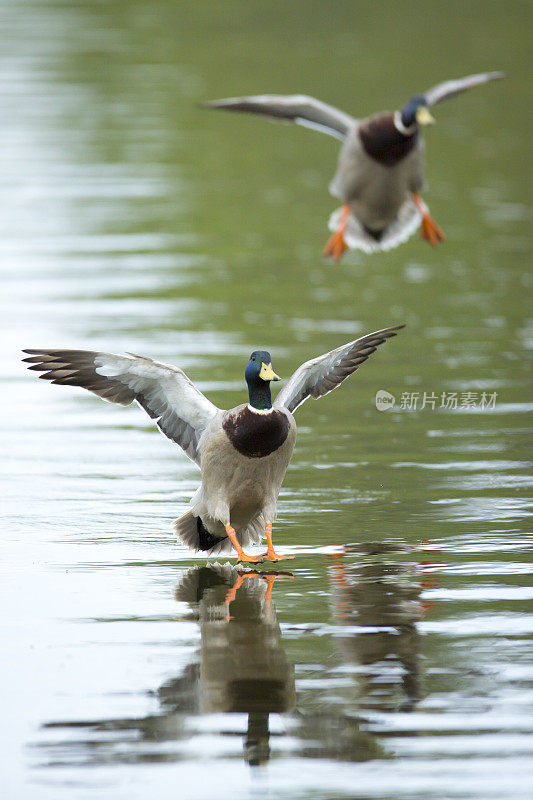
<box><xmin>1</xmin><ymin>1</ymin><xmax>532</xmax><ymax>798</ymax></box>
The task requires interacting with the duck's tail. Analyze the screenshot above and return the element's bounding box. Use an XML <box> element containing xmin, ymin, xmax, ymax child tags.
<box><xmin>174</xmin><ymin>510</ymin><xmax>230</xmax><ymax>555</ymax></box>
<box><xmin>173</xmin><ymin>510</ymin><xmax>264</xmax><ymax>557</ymax></box>
<box><xmin>328</xmin><ymin>199</ymin><xmax>421</xmax><ymax>254</ymax></box>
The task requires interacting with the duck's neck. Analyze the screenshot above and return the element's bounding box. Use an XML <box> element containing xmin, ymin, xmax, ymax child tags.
<box><xmin>247</xmin><ymin>382</ymin><xmax>272</xmax><ymax>411</ymax></box>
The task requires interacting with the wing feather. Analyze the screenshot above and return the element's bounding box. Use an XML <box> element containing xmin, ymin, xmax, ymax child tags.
<box><xmin>274</xmin><ymin>326</ymin><xmax>404</xmax><ymax>414</ymax></box>
<box><xmin>423</xmin><ymin>71</ymin><xmax>505</xmax><ymax>107</ymax></box>
<box><xmin>201</xmin><ymin>94</ymin><xmax>355</xmax><ymax>141</ymax></box>
<box><xmin>22</xmin><ymin>349</ymin><xmax>218</xmax><ymax>465</ymax></box>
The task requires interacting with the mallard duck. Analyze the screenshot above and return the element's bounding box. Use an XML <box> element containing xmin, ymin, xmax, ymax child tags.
<box><xmin>23</xmin><ymin>325</ymin><xmax>402</xmax><ymax>562</ymax></box>
<box><xmin>202</xmin><ymin>71</ymin><xmax>504</xmax><ymax>258</ymax></box>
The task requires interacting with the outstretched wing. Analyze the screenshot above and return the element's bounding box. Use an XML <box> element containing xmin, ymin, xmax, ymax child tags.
<box><xmin>274</xmin><ymin>326</ymin><xmax>404</xmax><ymax>414</ymax></box>
<box><xmin>201</xmin><ymin>94</ymin><xmax>355</xmax><ymax>141</ymax></box>
<box><xmin>423</xmin><ymin>71</ymin><xmax>505</xmax><ymax>107</ymax></box>
<box><xmin>22</xmin><ymin>349</ymin><xmax>219</xmax><ymax>465</ymax></box>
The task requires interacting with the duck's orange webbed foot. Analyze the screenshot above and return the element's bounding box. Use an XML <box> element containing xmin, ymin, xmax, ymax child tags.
<box><xmin>420</xmin><ymin>215</ymin><xmax>445</xmax><ymax>246</ymax></box>
<box><xmin>412</xmin><ymin>193</ymin><xmax>445</xmax><ymax>247</ymax></box>
<box><xmin>260</xmin><ymin>522</ymin><xmax>295</xmax><ymax>563</ymax></box>
<box><xmin>225</xmin><ymin>524</ymin><xmax>263</xmax><ymax>564</ymax></box>
<box><xmin>323</xmin><ymin>204</ymin><xmax>350</xmax><ymax>261</ymax></box>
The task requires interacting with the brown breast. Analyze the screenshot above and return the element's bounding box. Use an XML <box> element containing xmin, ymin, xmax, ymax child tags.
<box><xmin>223</xmin><ymin>406</ymin><xmax>290</xmax><ymax>458</ymax></box>
<box><xmin>359</xmin><ymin>113</ymin><xmax>418</xmax><ymax>167</ymax></box>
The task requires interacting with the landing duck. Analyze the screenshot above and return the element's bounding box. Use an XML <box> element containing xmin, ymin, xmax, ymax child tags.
<box><xmin>203</xmin><ymin>71</ymin><xmax>504</xmax><ymax>257</ymax></box>
<box><xmin>23</xmin><ymin>325</ymin><xmax>402</xmax><ymax>562</ymax></box>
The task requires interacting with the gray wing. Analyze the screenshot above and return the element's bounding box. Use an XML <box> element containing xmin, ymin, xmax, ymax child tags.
<box><xmin>424</xmin><ymin>71</ymin><xmax>505</xmax><ymax>107</ymax></box>
<box><xmin>201</xmin><ymin>94</ymin><xmax>355</xmax><ymax>141</ymax></box>
<box><xmin>274</xmin><ymin>326</ymin><xmax>404</xmax><ymax>414</ymax></box>
<box><xmin>22</xmin><ymin>349</ymin><xmax>219</xmax><ymax>465</ymax></box>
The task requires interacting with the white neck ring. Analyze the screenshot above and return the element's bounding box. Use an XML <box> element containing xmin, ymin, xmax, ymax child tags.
<box><xmin>394</xmin><ymin>111</ymin><xmax>417</xmax><ymax>136</ymax></box>
<box><xmin>247</xmin><ymin>404</ymin><xmax>273</xmax><ymax>415</ymax></box>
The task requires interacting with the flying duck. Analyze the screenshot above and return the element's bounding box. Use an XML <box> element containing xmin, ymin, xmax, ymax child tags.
<box><xmin>23</xmin><ymin>325</ymin><xmax>402</xmax><ymax>562</ymax></box>
<box><xmin>202</xmin><ymin>71</ymin><xmax>505</xmax><ymax>258</ymax></box>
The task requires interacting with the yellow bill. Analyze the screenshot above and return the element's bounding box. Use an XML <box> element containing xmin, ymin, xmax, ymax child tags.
<box><xmin>259</xmin><ymin>362</ymin><xmax>280</xmax><ymax>381</ymax></box>
<box><xmin>416</xmin><ymin>106</ymin><xmax>436</xmax><ymax>126</ymax></box>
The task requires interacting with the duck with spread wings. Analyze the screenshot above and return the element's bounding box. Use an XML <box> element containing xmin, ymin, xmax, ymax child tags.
<box><xmin>23</xmin><ymin>325</ymin><xmax>402</xmax><ymax>562</ymax></box>
<box><xmin>203</xmin><ymin>71</ymin><xmax>504</xmax><ymax>258</ymax></box>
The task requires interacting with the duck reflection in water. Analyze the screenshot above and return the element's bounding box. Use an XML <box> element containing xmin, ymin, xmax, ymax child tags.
<box><xmin>327</xmin><ymin>543</ymin><xmax>425</xmax><ymax>711</ymax></box>
<box><xmin>175</xmin><ymin>564</ymin><xmax>295</xmax><ymax>765</ymax></box>
<box><xmin>39</xmin><ymin>565</ymin><xmax>294</xmax><ymax>768</ymax></box>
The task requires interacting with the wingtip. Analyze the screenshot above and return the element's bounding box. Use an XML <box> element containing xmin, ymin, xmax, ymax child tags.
<box><xmin>386</xmin><ymin>323</ymin><xmax>406</xmax><ymax>335</ymax></box>
<box><xmin>22</xmin><ymin>349</ymin><xmax>41</xmax><ymax>362</ymax></box>
<box><xmin>365</xmin><ymin>324</ymin><xmax>405</xmax><ymax>343</ymax></box>
<box><xmin>199</xmin><ymin>98</ymin><xmax>231</xmax><ymax>110</ymax></box>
